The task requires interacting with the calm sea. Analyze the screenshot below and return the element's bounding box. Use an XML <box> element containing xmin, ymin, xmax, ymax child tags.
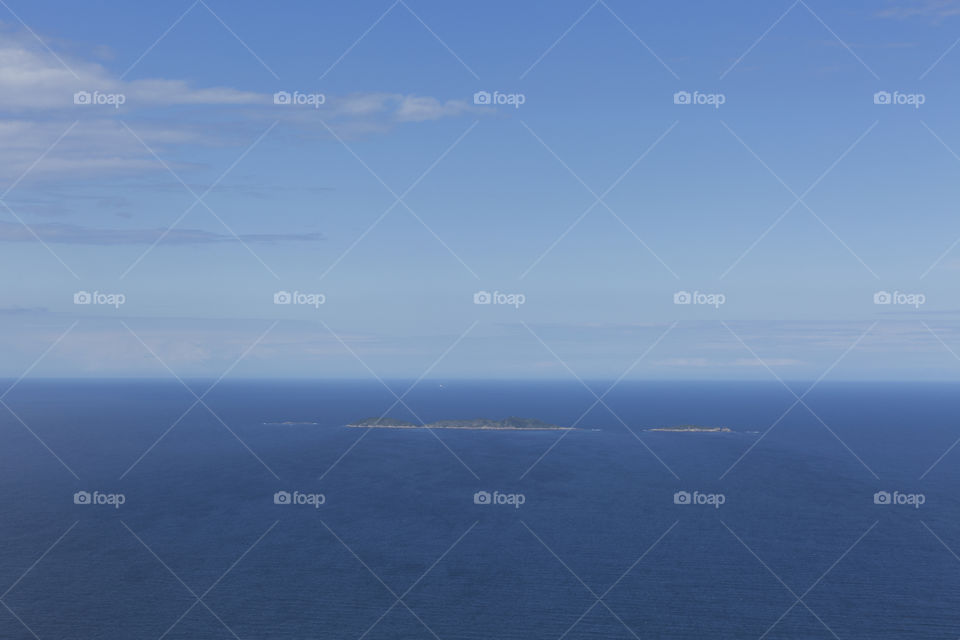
<box><xmin>1</xmin><ymin>380</ymin><xmax>958</xmax><ymax>638</ymax></box>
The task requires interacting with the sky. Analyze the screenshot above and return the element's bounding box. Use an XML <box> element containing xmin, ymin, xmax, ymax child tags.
<box><xmin>1</xmin><ymin>0</ymin><xmax>960</xmax><ymax>380</ymax></box>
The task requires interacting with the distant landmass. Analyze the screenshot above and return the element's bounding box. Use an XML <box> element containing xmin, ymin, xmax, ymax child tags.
<box><xmin>647</xmin><ymin>425</ymin><xmax>731</xmax><ymax>433</ymax></box>
<box><xmin>348</xmin><ymin>417</ymin><xmax>575</xmax><ymax>430</ymax></box>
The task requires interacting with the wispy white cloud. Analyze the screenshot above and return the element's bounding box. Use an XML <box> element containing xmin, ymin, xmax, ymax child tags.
<box><xmin>0</xmin><ymin>29</ymin><xmax>480</xmax><ymax>119</ymax></box>
<box><xmin>731</xmin><ymin>358</ymin><xmax>804</xmax><ymax>367</ymax></box>
<box><xmin>0</xmin><ymin>31</ymin><xmax>261</xmax><ymax>111</ymax></box>
<box><xmin>876</xmin><ymin>0</ymin><xmax>960</xmax><ymax>20</ymax></box>
<box><xmin>0</xmin><ymin>220</ymin><xmax>323</xmax><ymax>244</ymax></box>
<box><xmin>0</xmin><ymin>30</ymin><xmax>480</xmax><ymax>186</ymax></box>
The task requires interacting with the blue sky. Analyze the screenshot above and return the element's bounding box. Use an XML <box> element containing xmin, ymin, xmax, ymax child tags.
<box><xmin>2</xmin><ymin>0</ymin><xmax>960</xmax><ymax>380</ymax></box>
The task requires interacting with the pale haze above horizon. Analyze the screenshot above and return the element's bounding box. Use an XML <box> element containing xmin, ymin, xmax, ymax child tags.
<box><xmin>2</xmin><ymin>0</ymin><xmax>960</xmax><ymax>381</ymax></box>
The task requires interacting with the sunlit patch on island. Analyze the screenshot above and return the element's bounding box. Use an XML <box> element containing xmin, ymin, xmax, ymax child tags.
<box><xmin>347</xmin><ymin>417</ymin><xmax>579</xmax><ymax>430</ymax></box>
<box><xmin>646</xmin><ymin>425</ymin><xmax>732</xmax><ymax>433</ymax></box>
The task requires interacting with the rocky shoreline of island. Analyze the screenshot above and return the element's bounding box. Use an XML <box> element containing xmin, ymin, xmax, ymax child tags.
<box><xmin>646</xmin><ymin>425</ymin><xmax>731</xmax><ymax>433</ymax></box>
<box><xmin>347</xmin><ymin>417</ymin><xmax>579</xmax><ymax>430</ymax></box>
<box><xmin>263</xmin><ymin>418</ymin><xmax>729</xmax><ymax>433</ymax></box>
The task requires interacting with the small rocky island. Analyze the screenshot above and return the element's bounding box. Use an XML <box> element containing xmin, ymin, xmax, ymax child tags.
<box><xmin>647</xmin><ymin>425</ymin><xmax>731</xmax><ymax>433</ymax></box>
<box><xmin>348</xmin><ymin>417</ymin><xmax>575</xmax><ymax>430</ymax></box>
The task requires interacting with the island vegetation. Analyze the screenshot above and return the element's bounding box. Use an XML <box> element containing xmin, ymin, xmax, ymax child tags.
<box><xmin>647</xmin><ymin>425</ymin><xmax>731</xmax><ymax>433</ymax></box>
<box><xmin>348</xmin><ymin>417</ymin><xmax>575</xmax><ymax>430</ymax></box>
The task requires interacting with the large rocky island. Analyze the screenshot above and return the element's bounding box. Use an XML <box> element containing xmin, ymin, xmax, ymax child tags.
<box><xmin>647</xmin><ymin>425</ymin><xmax>731</xmax><ymax>433</ymax></box>
<box><xmin>348</xmin><ymin>417</ymin><xmax>575</xmax><ymax>430</ymax></box>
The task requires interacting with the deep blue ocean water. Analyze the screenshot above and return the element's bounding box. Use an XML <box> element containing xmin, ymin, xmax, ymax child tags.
<box><xmin>1</xmin><ymin>380</ymin><xmax>959</xmax><ymax>639</ymax></box>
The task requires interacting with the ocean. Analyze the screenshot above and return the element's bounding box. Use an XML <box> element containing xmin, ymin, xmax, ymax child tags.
<box><xmin>1</xmin><ymin>380</ymin><xmax>958</xmax><ymax>638</ymax></box>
